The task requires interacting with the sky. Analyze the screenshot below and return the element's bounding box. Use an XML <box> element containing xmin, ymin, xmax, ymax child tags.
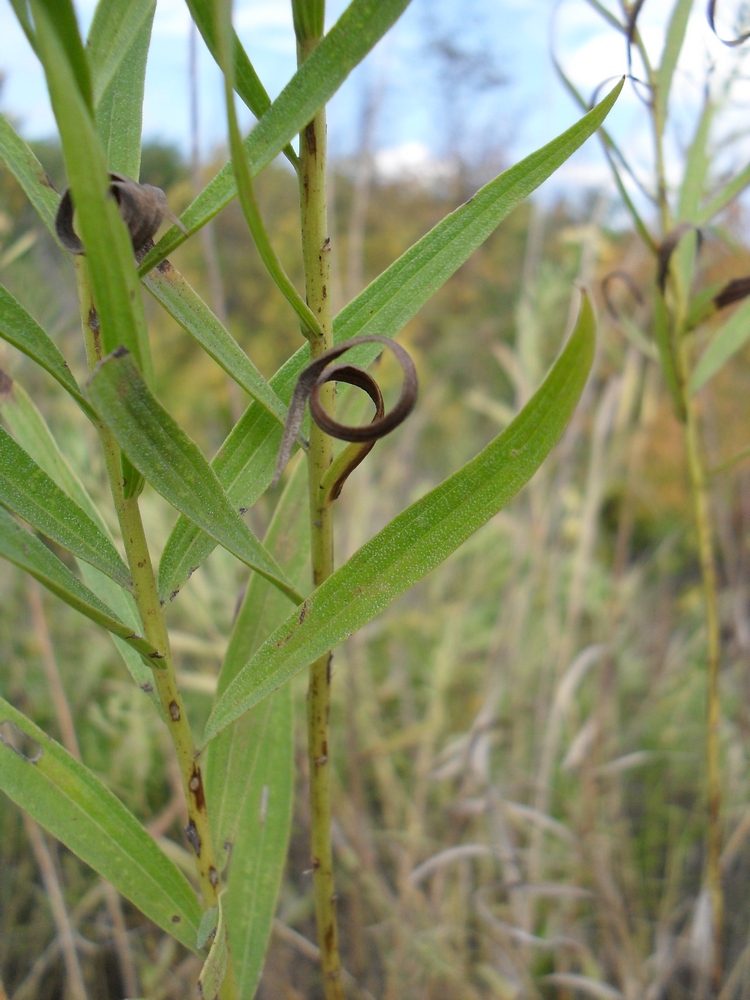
<box><xmin>0</xmin><ymin>0</ymin><xmax>747</xmax><ymax>207</ymax></box>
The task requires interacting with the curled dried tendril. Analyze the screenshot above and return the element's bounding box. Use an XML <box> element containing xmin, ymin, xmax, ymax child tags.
<box><xmin>708</xmin><ymin>0</ymin><xmax>750</xmax><ymax>46</ymax></box>
<box><xmin>55</xmin><ymin>172</ymin><xmax>186</xmax><ymax>255</ymax></box>
<box><xmin>272</xmin><ymin>335</ymin><xmax>418</xmax><ymax>496</ymax></box>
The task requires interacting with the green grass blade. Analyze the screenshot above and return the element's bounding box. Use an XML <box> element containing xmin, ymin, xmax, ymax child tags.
<box><xmin>143</xmin><ymin>263</ymin><xmax>287</xmax><ymax>427</ymax></box>
<box><xmin>184</xmin><ymin>0</ymin><xmax>298</xmax><ymax>167</ymax></box>
<box><xmin>654</xmin><ymin>0</ymin><xmax>693</xmax><ymax>136</ymax></box>
<box><xmin>157</xmin><ymin>84</ymin><xmax>621</xmax><ymax>600</ymax></box>
<box><xmin>0</xmin><ymin>375</ymin><xmax>161</xmax><ymax>707</ymax></box>
<box><xmin>0</xmin><ymin>697</ymin><xmax>201</xmax><ymax>949</ymax></box>
<box><xmin>30</xmin><ymin>0</ymin><xmax>152</xmax><ymax>379</ymax></box>
<box><xmin>203</xmin><ymin>294</ymin><xmax>597</xmax><ymax>743</ymax></box>
<box><xmin>138</xmin><ymin>0</ymin><xmax>414</xmax><ymax>274</ymax></box>
<box><xmin>206</xmin><ymin>461</ymin><xmax>306</xmax><ymax>995</ymax></box>
<box><xmin>92</xmin><ymin>1</ymin><xmax>155</xmax><ymax>179</ymax></box>
<box><xmin>0</xmin><ymin>285</ymin><xmax>95</xmax><ymax>420</ymax></box>
<box><xmin>0</xmin><ymin>504</ymin><xmax>159</xmax><ymax>660</ymax></box>
<box><xmin>690</xmin><ymin>296</ymin><xmax>750</xmax><ymax>393</ymax></box>
<box><xmin>0</xmin><ymin>426</ymin><xmax>131</xmax><ymax>588</ymax></box>
<box><xmin>86</xmin><ymin>0</ymin><xmax>156</xmax><ymax>107</ymax></box>
<box><xmin>87</xmin><ymin>349</ymin><xmax>303</xmax><ymax>604</ymax></box>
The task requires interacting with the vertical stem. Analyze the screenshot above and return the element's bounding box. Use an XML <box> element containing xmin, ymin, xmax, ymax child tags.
<box><xmin>74</xmin><ymin>259</ymin><xmax>223</xmax><ymax>917</ymax></box>
<box><xmin>296</xmin><ymin>11</ymin><xmax>345</xmax><ymax>997</ymax></box>
<box><xmin>678</xmin><ymin>343</ymin><xmax>724</xmax><ymax>986</ymax></box>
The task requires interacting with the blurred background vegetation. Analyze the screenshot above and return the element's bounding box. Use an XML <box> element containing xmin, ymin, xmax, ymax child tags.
<box><xmin>3</xmin><ymin>19</ymin><xmax>750</xmax><ymax>997</ymax></box>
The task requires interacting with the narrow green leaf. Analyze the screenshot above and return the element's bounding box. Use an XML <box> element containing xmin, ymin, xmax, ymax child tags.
<box><xmin>196</xmin><ymin>892</ymin><xmax>228</xmax><ymax>1000</ymax></box>
<box><xmin>86</xmin><ymin>0</ymin><xmax>156</xmax><ymax>107</ymax></box>
<box><xmin>157</xmin><ymin>83</ymin><xmax>622</xmax><ymax>600</ymax></box>
<box><xmin>184</xmin><ymin>0</ymin><xmax>298</xmax><ymax>167</ymax></box>
<box><xmin>206</xmin><ymin>462</ymin><xmax>305</xmax><ymax>996</ymax></box>
<box><xmin>0</xmin><ymin>505</ymin><xmax>160</xmax><ymax>660</ymax></box>
<box><xmin>8</xmin><ymin>0</ymin><xmax>38</xmax><ymax>53</ymax></box>
<box><xmin>32</xmin><ymin>0</ymin><xmax>94</xmax><ymax>112</ymax></box>
<box><xmin>203</xmin><ymin>295</ymin><xmax>597</xmax><ymax>743</ymax></box>
<box><xmin>138</xmin><ymin>0</ymin><xmax>415</xmax><ymax>273</ymax></box>
<box><xmin>143</xmin><ymin>263</ymin><xmax>287</xmax><ymax>427</ymax></box>
<box><xmin>698</xmin><ymin>162</ymin><xmax>750</xmax><ymax>225</ymax></box>
<box><xmin>654</xmin><ymin>0</ymin><xmax>693</xmax><ymax>135</ymax></box>
<box><xmin>0</xmin><ymin>112</ymin><xmax>59</xmax><ymax>237</ymax></box>
<box><xmin>87</xmin><ymin>349</ymin><xmax>303</xmax><ymax>604</ymax></box>
<box><xmin>677</xmin><ymin>96</ymin><xmax>713</xmax><ymax>223</ymax></box>
<box><xmin>92</xmin><ymin>1</ymin><xmax>155</xmax><ymax>179</ymax></box>
<box><xmin>0</xmin><ymin>285</ymin><xmax>95</xmax><ymax>419</ymax></box>
<box><xmin>30</xmin><ymin>0</ymin><xmax>152</xmax><ymax>379</ymax></box>
<box><xmin>0</xmin><ymin>426</ymin><xmax>131</xmax><ymax>588</ymax></box>
<box><xmin>552</xmin><ymin>58</ymin><xmax>656</xmax><ymax>250</ymax></box>
<box><xmin>0</xmin><ymin>374</ymin><xmax>161</xmax><ymax>704</ymax></box>
<box><xmin>0</xmin><ymin>698</ymin><xmax>201</xmax><ymax>949</ymax></box>
<box><xmin>690</xmin><ymin>296</ymin><xmax>750</xmax><ymax>393</ymax></box>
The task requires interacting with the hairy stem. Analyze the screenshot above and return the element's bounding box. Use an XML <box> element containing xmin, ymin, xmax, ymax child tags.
<box><xmin>296</xmin><ymin>15</ymin><xmax>345</xmax><ymax>998</ymax></box>
<box><xmin>74</xmin><ymin>259</ymin><xmax>223</xmax><ymax>915</ymax></box>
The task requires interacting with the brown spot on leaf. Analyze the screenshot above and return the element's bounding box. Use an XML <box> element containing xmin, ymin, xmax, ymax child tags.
<box><xmin>169</xmin><ymin>701</ymin><xmax>180</xmax><ymax>721</ymax></box>
<box><xmin>189</xmin><ymin>765</ymin><xmax>206</xmax><ymax>811</ymax></box>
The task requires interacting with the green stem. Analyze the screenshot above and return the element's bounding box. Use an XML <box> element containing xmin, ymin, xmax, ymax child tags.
<box><xmin>676</xmin><ymin>337</ymin><xmax>724</xmax><ymax>986</ymax></box>
<box><xmin>74</xmin><ymin>259</ymin><xmax>224</xmax><ymax>916</ymax></box>
<box><xmin>296</xmin><ymin>17</ymin><xmax>345</xmax><ymax>999</ymax></box>
<box><xmin>216</xmin><ymin>0</ymin><xmax>323</xmax><ymax>342</ymax></box>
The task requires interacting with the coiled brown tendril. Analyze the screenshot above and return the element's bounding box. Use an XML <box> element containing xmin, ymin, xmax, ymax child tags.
<box><xmin>272</xmin><ymin>335</ymin><xmax>418</xmax><ymax>496</ymax></box>
<box><xmin>708</xmin><ymin>0</ymin><xmax>750</xmax><ymax>46</ymax></box>
<box><xmin>55</xmin><ymin>172</ymin><xmax>186</xmax><ymax>255</ymax></box>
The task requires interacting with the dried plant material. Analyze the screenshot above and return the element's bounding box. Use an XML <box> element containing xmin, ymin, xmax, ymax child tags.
<box><xmin>55</xmin><ymin>172</ymin><xmax>186</xmax><ymax>255</ymax></box>
<box><xmin>707</xmin><ymin>0</ymin><xmax>750</xmax><ymax>46</ymax></box>
<box><xmin>714</xmin><ymin>275</ymin><xmax>750</xmax><ymax>310</ymax></box>
<box><xmin>656</xmin><ymin>222</ymin><xmax>701</xmax><ymax>292</ymax></box>
<box><xmin>272</xmin><ymin>335</ymin><xmax>418</xmax><ymax>487</ymax></box>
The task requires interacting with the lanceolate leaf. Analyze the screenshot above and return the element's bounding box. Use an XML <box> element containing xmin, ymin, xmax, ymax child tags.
<box><xmin>654</xmin><ymin>0</ymin><xmax>693</xmax><ymax>135</ymax></box>
<box><xmin>138</xmin><ymin>0</ymin><xmax>415</xmax><ymax>273</ymax></box>
<box><xmin>92</xmin><ymin>0</ymin><xmax>155</xmax><ymax>180</ymax></box>
<box><xmin>30</xmin><ymin>0</ymin><xmax>152</xmax><ymax>379</ymax></box>
<box><xmin>0</xmin><ymin>698</ymin><xmax>201</xmax><ymax>950</ymax></box>
<box><xmin>206</xmin><ymin>462</ymin><xmax>305</xmax><ymax>996</ymax></box>
<box><xmin>86</xmin><ymin>0</ymin><xmax>156</xmax><ymax>107</ymax></box>
<box><xmin>0</xmin><ymin>112</ymin><xmax>60</xmax><ymax>239</ymax></box>
<box><xmin>87</xmin><ymin>349</ymin><xmax>303</xmax><ymax>604</ymax></box>
<box><xmin>0</xmin><ymin>426</ymin><xmax>131</xmax><ymax>588</ymax></box>
<box><xmin>690</xmin><ymin>295</ymin><xmax>750</xmax><ymax>393</ymax></box>
<box><xmin>0</xmin><ymin>285</ymin><xmax>95</xmax><ymax>419</ymax></box>
<box><xmin>143</xmin><ymin>262</ymin><xmax>287</xmax><ymax>427</ymax></box>
<box><xmin>0</xmin><ymin>505</ymin><xmax>159</xmax><ymax>660</ymax></box>
<box><xmin>203</xmin><ymin>295</ymin><xmax>597</xmax><ymax>743</ymax></box>
<box><xmin>157</xmin><ymin>83</ymin><xmax>622</xmax><ymax>600</ymax></box>
<box><xmin>0</xmin><ymin>375</ymin><xmax>161</xmax><ymax>707</ymax></box>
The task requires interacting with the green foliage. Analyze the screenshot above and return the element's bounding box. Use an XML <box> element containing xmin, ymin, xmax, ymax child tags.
<box><xmin>0</xmin><ymin>0</ymin><xmax>626</xmax><ymax>996</ymax></box>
